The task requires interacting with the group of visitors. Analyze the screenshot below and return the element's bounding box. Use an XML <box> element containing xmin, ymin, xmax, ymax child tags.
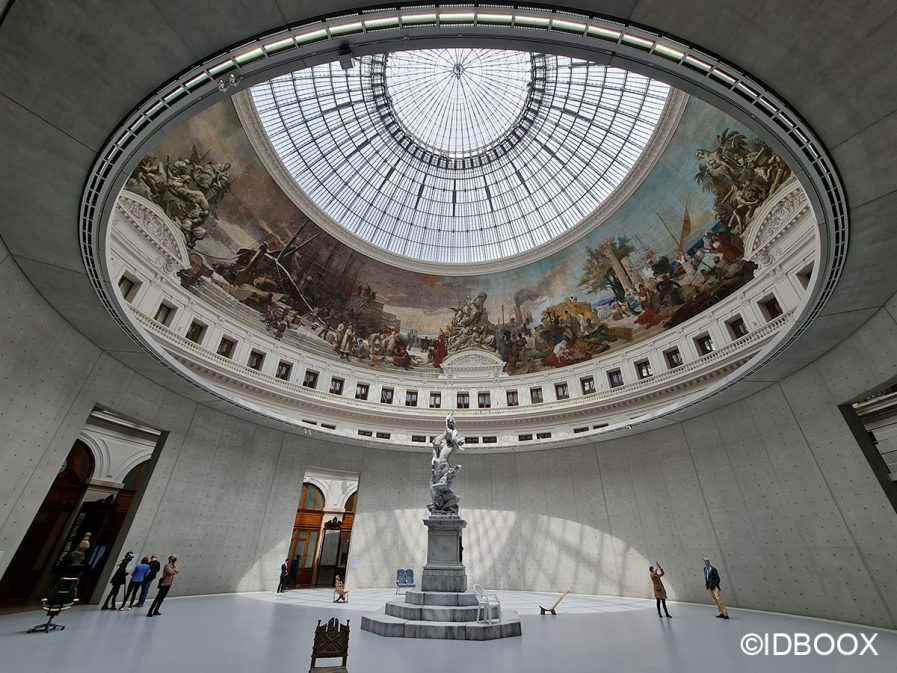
<box><xmin>648</xmin><ymin>557</ymin><xmax>729</xmax><ymax>619</ymax></box>
<box><xmin>101</xmin><ymin>551</ymin><xmax>180</xmax><ymax>617</ymax></box>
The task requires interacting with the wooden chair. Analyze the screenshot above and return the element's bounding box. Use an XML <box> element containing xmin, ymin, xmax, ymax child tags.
<box><xmin>310</xmin><ymin>617</ymin><xmax>350</xmax><ymax>673</ymax></box>
<box><xmin>28</xmin><ymin>577</ymin><xmax>79</xmax><ymax>633</ymax></box>
<box><xmin>539</xmin><ymin>591</ymin><xmax>569</xmax><ymax>615</ymax></box>
<box><xmin>333</xmin><ymin>575</ymin><xmax>349</xmax><ymax>603</ymax></box>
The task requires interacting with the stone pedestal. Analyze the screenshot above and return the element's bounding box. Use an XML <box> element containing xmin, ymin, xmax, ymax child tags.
<box><xmin>421</xmin><ymin>514</ymin><xmax>467</xmax><ymax>593</ymax></box>
<box><xmin>361</xmin><ymin>514</ymin><xmax>521</xmax><ymax>640</ymax></box>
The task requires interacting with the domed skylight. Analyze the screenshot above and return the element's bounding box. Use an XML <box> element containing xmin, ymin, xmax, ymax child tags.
<box><xmin>249</xmin><ymin>48</ymin><xmax>670</xmax><ymax>265</ymax></box>
<box><xmin>384</xmin><ymin>49</ymin><xmax>533</xmax><ymax>159</ymax></box>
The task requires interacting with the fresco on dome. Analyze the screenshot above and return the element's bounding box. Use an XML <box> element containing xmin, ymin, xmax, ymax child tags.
<box><xmin>124</xmin><ymin>95</ymin><xmax>791</xmax><ymax>375</ymax></box>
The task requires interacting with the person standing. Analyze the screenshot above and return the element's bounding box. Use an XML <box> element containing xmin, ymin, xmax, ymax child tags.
<box><xmin>137</xmin><ymin>555</ymin><xmax>160</xmax><ymax>608</ymax></box>
<box><xmin>703</xmin><ymin>557</ymin><xmax>729</xmax><ymax>619</ymax></box>
<box><xmin>101</xmin><ymin>550</ymin><xmax>133</xmax><ymax>610</ymax></box>
<box><xmin>121</xmin><ymin>556</ymin><xmax>150</xmax><ymax>610</ymax></box>
<box><xmin>289</xmin><ymin>556</ymin><xmax>300</xmax><ymax>588</ymax></box>
<box><xmin>147</xmin><ymin>555</ymin><xmax>179</xmax><ymax>617</ymax></box>
<box><xmin>650</xmin><ymin>562</ymin><xmax>672</xmax><ymax>618</ymax></box>
<box><xmin>277</xmin><ymin>558</ymin><xmax>289</xmax><ymax>593</ymax></box>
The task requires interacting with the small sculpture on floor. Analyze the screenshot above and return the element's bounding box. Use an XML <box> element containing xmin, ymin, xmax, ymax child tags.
<box><xmin>68</xmin><ymin>532</ymin><xmax>91</xmax><ymax>565</ymax></box>
<box><xmin>333</xmin><ymin>575</ymin><xmax>349</xmax><ymax>603</ymax></box>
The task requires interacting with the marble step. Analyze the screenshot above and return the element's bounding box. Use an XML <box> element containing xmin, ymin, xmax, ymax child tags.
<box><xmin>361</xmin><ymin>611</ymin><xmax>522</xmax><ymax>640</ymax></box>
<box><xmin>403</xmin><ymin>590</ymin><xmax>479</xmax><ymax>606</ymax></box>
<box><xmin>385</xmin><ymin>599</ymin><xmax>500</xmax><ymax>622</ymax></box>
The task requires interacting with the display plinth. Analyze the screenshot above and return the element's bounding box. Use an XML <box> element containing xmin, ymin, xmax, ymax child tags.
<box><xmin>361</xmin><ymin>414</ymin><xmax>520</xmax><ymax>639</ymax></box>
<box><xmin>421</xmin><ymin>514</ymin><xmax>467</xmax><ymax>592</ymax></box>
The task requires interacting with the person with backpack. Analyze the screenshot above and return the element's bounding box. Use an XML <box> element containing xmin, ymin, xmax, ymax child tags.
<box><xmin>101</xmin><ymin>550</ymin><xmax>133</xmax><ymax>610</ymax></box>
<box><xmin>136</xmin><ymin>554</ymin><xmax>160</xmax><ymax>608</ymax></box>
<box><xmin>121</xmin><ymin>556</ymin><xmax>150</xmax><ymax>610</ymax></box>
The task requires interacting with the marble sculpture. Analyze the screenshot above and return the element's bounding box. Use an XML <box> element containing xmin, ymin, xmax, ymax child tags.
<box><xmin>429</xmin><ymin>414</ymin><xmax>464</xmax><ymax>514</ymax></box>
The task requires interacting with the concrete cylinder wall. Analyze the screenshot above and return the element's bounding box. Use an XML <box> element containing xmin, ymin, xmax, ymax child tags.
<box><xmin>0</xmin><ymin>240</ymin><xmax>362</xmax><ymax>598</ymax></box>
<box><xmin>3</xmin><ymin>0</ymin><xmax>897</xmax><ymax>632</ymax></box>
<box><xmin>351</xmin><ymin>294</ymin><xmax>897</xmax><ymax>629</ymax></box>
<box><xmin>3</xmin><ymin>238</ymin><xmax>897</xmax><ymax>626</ymax></box>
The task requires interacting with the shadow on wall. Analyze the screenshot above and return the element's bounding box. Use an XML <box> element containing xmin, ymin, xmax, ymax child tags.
<box><xmin>347</xmin><ymin>507</ymin><xmax>693</xmax><ymax>601</ymax></box>
<box><xmin>465</xmin><ymin>509</ymin><xmax>662</xmax><ymax>599</ymax></box>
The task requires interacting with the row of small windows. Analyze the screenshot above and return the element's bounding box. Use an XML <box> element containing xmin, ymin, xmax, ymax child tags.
<box><xmin>357</xmin><ymin>430</ymin><xmax>390</xmax><ymax>439</ymax></box>
<box><xmin>130</xmin><ymin>276</ymin><xmax>786</xmax><ymax>405</ymax></box>
<box><xmin>366</xmin><ymin>421</ymin><xmax>614</xmax><ymax>444</ymax></box>
<box><xmin>518</xmin><ymin>432</ymin><xmax>554</xmax><ymax>441</ymax></box>
<box><xmin>182</xmin><ymin>334</ymin><xmax>750</xmax><ymax>403</ymax></box>
<box><xmin>409</xmin><ymin>434</ymin><xmax>498</xmax><ymax>445</ymax></box>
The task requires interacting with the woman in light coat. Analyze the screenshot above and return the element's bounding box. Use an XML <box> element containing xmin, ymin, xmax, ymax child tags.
<box><xmin>650</xmin><ymin>561</ymin><xmax>672</xmax><ymax>618</ymax></box>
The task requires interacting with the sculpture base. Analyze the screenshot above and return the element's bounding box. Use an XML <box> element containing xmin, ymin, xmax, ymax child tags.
<box><xmin>361</xmin><ymin>514</ymin><xmax>521</xmax><ymax>640</ymax></box>
<box><xmin>420</xmin><ymin>514</ymin><xmax>467</xmax><ymax>592</ymax></box>
<box><xmin>361</xmin><ymin>591</ymin><xmax>521</xmax><ymax>640</ymax></box>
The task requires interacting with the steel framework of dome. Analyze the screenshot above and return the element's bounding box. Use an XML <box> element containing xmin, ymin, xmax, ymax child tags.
<box><xmin>250</xmin><ymin>48</ymin><xmax>670</xmax><ymax>265</ymax></box>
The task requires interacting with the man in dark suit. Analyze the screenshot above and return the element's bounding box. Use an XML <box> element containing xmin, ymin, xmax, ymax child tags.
<box><xmin>703</xmin><ymin>557</ymin><xmax>729</xmax><ymax>619</ymax></box>
<box><xmin>277</xmin><ymin>558</ymin><xmax>289</xmax><ymax>593</ymax></box>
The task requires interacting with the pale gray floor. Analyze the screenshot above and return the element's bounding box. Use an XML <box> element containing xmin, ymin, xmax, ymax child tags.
<box><xmin>2</xmin><ymin>589</ymin><xmax>895</xmax><ymax>673</ymax></box>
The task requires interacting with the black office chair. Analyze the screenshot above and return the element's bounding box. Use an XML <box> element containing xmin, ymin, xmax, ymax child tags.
<box><xmin>28</xmin><ymin>577</ymin><xmax>79</xmax><ymax>633</ymax></box>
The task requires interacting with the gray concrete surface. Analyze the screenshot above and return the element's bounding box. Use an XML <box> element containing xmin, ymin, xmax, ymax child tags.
<box><xmin>2</xmin><ymin>592</ymin><xmax>896</xmax><ymax>673</ymax></box>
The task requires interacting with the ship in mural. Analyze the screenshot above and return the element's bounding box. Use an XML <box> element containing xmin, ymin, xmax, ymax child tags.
<box><xmin>125</xmin><ymin>97</ymin><xmax>790</xmax><ymax>376</ymax></box>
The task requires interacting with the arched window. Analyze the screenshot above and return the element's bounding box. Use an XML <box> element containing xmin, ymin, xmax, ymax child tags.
<box><xmin>59</xmin><ymin>440</ymin><xmax>94</xmax><ymax>486</ymax></box>
<box><xmin>300</xmin><ymin>482</ymin><xmax>325</xmax><ymax>510</ymax></box>
<box><xmin>121</xmin><ymin>461</ymin><xmax>150</xmax><ymax>492</ymax></box>
<box><xmin>344</xmin><ymin>491</ymin><xmax>357</xmax><ymax>512</ymax></box>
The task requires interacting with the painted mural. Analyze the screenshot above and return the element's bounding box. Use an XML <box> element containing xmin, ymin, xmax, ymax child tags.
<box><xmin>124</xmin><ymin>94</ymin><xmax>791</xmax><ymax>376</ymax></box>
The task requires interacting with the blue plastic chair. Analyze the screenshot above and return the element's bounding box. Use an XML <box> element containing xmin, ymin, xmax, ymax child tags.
<box><xmin>395</xmin><ymin>568</ymin><xmax>416</xmax><ymax>594</ymax></box>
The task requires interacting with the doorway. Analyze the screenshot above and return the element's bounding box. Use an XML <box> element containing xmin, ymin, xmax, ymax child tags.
<box><xmin>286</xmin><ymin>468</ymin><xmax>358</xmax><ymax>589</ymax></box>
<box><xmin>844</xmin><ymin>383</ymin><xmax>897</xmax><ymax>515</ymax></box>
<box><xmin>0</xmin><ymin>441</ymin><xmax>93</xmax><ymax>608</ymax></box>
<box><xmin>0</xmin><ymin>408</ymin><xmax>162</xmax><ymax>609</ymax></box>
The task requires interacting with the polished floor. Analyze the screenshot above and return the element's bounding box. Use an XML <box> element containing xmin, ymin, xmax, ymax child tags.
<box><xmin>1</xmin><ymin>589</ymin><xmax>895</xmax><ymax>673</ymax></box>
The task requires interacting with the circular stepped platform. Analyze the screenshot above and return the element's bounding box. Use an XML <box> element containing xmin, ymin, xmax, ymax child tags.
<box><xmin>361</xmin><ymin>589</ymin><xmax>522</xmax><ymax>640</ymax></box>
<box><xmin>403</xmin><ymin>590</ymin><xmax>478</xmax><ymax>605</ymax></box>
<box><xmin>361</xmin><ymin>611</ymin><xmax>522</xmax><ymax>640</ymax></box>
<box><xmin>385</xmin><ymin>598</ymin><xmax>500</xmax><ymax>621</ymax></box>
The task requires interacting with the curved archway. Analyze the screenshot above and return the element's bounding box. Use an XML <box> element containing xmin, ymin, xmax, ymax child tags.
<box><xmin>299</xmin><ymin>482</ymin><xmax>325</xmax><ymax>510</ymax></box>
<box><xmin>286</xmin><ymin>482</ymin><xmax>326</xmax><ymax>587</ymax></box>
<box><xmin>76</xmin><ymin>432</ymin><xmax>109</xmax><ymax>480</ymax></box>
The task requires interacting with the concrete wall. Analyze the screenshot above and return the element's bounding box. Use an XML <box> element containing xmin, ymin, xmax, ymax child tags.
<box><xmin>0</xmin><ymin>246</ymin><xmax>356</xmax><ymax>597</ymax></box>
<box><xmin>4</xmin><ymin>236</ymin><xmax>897</xmax><ymax>626</ymax></box>
<box><xmin>351</xmin><ymin>291</ymin><xmax>897</xmax><ymax>629</ymax></box>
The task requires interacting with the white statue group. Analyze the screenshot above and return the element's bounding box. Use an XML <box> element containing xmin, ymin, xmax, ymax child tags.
<box><xmin>428</xmin><ymin>413</ymin><xmax>464</xmax><ymax>515</ymax></box>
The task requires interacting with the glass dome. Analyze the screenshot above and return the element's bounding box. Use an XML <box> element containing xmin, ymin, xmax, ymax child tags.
<box><xmin>250</xmin><ymin>48</ymin><xmax>670</xmax><ymax>265</ymax></box>
<box><xmin>383</xmin><ymin>48</ymin><xmax>534</xmax><ymax>159</ymax></box>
